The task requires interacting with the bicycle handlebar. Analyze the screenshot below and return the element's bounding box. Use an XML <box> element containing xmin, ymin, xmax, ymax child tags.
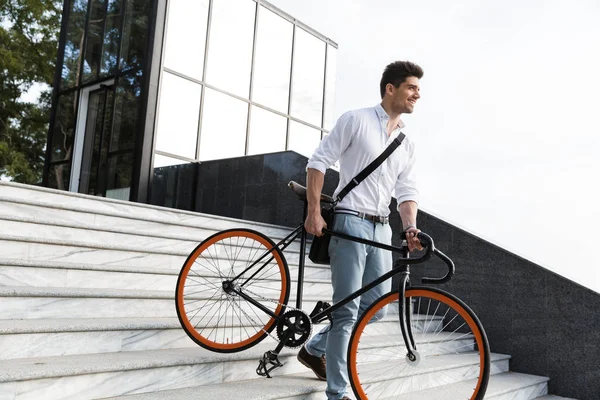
<box><xmin>416</xmin><ymin>232</ymin><xmax>455</xmax><ymax>285</ymax></box>
<box><xmin>322</xmin><ymin>229</ymin><xmax>455</xmax><ymax>285</ymax></box>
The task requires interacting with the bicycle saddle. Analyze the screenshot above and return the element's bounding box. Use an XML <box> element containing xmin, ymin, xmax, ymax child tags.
<box><xmin>288</xmin><ymin>181</ymin><xmax>335</xmax><ymax>204</ymax></box>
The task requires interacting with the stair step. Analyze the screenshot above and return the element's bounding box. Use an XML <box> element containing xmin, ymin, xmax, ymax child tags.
<box><xmin>0</xmin><ymin>286</ymin><xmax>334</xmax><ymax>319</ymax></box>
<box><xmin>0</xmin><ymin>318</ymin><xmax>193</xmax><ymax>360</ymax></box>
<box><xmin>0</xmin><ymin>286</ymin><xmax>443</xmax><ymax>337</ymax></box>
<box><xmin>0</xmin><ymin>214</ymin><xmax>307</xmax><ymax>254</ymax></box>
<box><xmin>99</xmin><ymin>361</ymin><xmax>524</xmax><ymax>400</ymax></box>
<box><xmin>535</xmin><ymin>396</ymin><xmax>578</xmax><ymax>400</ymax></box>
<box><xmin>0</xmin><ymin>259</ymin><xmax>332</xmax><ymax>294</ymax></box>
<box><xmin>0</xmin><ymin>346</ymin><xmax>510</xmax><ymax>400</ymax></box>
<box><xmin>0</xmin><ymin>182</ymin><xmax>297</xmax><ymax>239</ymax></box>
<box><xmin>0</xmin><ymin>315</ymin><xmax>449</xmax><ymax>360</ymax></box>
<box><xmin>380</xmin><ymin>371</ymin><xmax>549</xmax><ymax>400</ymax></box>
<box><xmin>0</xmin><ymin>234</ymin><xmax>314</xmax><ymax>271</ymax></box>
<box><xmin>349</xmin><ymin>351</ymin><xmax>509</xmax><ymax>398</ymax></box>
<box><xmin>0</xmin><ymin>258</ymin><xmax>331</xmax><ymax>285</ymax></box>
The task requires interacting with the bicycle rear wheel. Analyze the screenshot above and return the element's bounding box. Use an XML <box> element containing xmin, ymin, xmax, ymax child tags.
<box><xmin>348</xmin><ymin>287</ymin><xmax>490</xmax><ymax>400</ymax></box>
<box><xmin>175</xmin><ymin>228</ymin><xmax>290</xmax><ymax>353</ymax></box>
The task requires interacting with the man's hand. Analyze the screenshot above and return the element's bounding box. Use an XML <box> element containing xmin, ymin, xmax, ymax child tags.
<box><xmin>305</xmin><ymin>210</ymin><xmax>327</xmax><ymax>237</ymax></box>
<box><xmin>405</xmin><ymin>227</ymin><xmax>423</xmax><ymax>252</ymax></box>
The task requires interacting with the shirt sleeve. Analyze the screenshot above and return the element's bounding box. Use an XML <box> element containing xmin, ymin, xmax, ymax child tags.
<box><xmin>306</xmin><ymin>111</ymin><xmax>356</xmax><ymax>174</ymax></box>
<box><xmin>394</xmin><ymin>142</ymin><xmax>419</xmax><ymax>209</ymax></box>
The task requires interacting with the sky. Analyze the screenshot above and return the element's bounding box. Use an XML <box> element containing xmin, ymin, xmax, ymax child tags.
<box><xmin>269</xmin><ymin>0</ymin><xmax>600</xmax><ymax>293</ymax></box>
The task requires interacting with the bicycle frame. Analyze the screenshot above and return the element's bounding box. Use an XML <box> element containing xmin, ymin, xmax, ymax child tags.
<box><xmin>226</xmin><ymin>205</ymin><xmax>456</xmax><ymax>359</ymax></box>
<box><xmin>217</xmin><ymin>201</ymin><xmax>467</xmax><ymax>382</ymax></box>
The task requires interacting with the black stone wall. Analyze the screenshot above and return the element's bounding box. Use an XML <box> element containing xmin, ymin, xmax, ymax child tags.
<box><xmin>150</xmin><ymin>151</ymin><xmax>600</xmax><ymax>399</ymax></box>
<box><xmin>151</xmin><ymin>151</ymin><xmax>340</xmax><ymax>226</ymax></box>
<box><xmin>412</xmin><ymin>213</ymin><xmax>600</xmax><ymax>399</ymax></box>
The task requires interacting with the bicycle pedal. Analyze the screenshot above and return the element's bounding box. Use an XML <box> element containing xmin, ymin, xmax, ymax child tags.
<box><xmin>309</xmin><ymin>301</ymin><xmax>331</xmax><ymax>319</ymax></box>
<box><xmin>256</xmin><ymin>351</ymin><xmax>284</xmax><ymax>378</ymax></box>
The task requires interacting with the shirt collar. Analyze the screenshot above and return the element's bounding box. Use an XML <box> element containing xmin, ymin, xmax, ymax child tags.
<box><xmin>374</xmin><ymin>103</ymin><xmax>406</xmax><ymax>130</ymax></box>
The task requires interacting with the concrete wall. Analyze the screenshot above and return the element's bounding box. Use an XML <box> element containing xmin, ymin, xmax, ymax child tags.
<box><xmin>150</xmin><ymin>151</ymin><xmax>600</xmax><ymax>399</ymax></box>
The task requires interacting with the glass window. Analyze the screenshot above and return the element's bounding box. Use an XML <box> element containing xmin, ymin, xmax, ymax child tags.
<box><xmin>79</xmin><ymin>86</ymin><xmax>114</xmax><ymax>195</ymax></box>
<box><xmin>120</xmin><ymin>0</ymin><xmax>149</xmax><ymax>71</ymax></box>
<box><xmin>248</xmin><ymin>106</ymin><xmax>287</xmax><ymax>155</ymax></box>
<box><xmin>155</xmin><ymin>72</ymin><xmax>202</xmax><ymax>158</ymax></box>
<box><xmin>290</xmin><ymin>28</ymin><xmax>326</xmax><ymax>127</ymax></box>
<box><xmin>82</xmin><ymin>0</ymin><xmax>108</xmax><ymax>83</ymax></box>
<box><xmin>288</xmin><ymin>121</ymin><xmax>321</xmax><ymax>158</ymax></box>
<box><xmin>61</xmin><ymin>0</ymin><xmax>88</xmax><ymax>89</ymax></box>
<box><xmin>323</xmin><ymin>45</ymin><xmax>337</xmax><ymax>130</ymax></box>
<box><xmin>111</xmin><ymin>72</ymin><xmax>141</xmax><ymax>151</ymax></box>
<box><xmin>48</xmin><ymin>162</ymin><xmax>72</xmax><ymax>190</ymax></box>
<box><xmin>252</xmin><ymin>7</ymin><xmax>292</xmax><ymax>113</ymax></box>
<box><xmin>51</xmin><ymin>92</ymin><xmax>78</xmax><ymax>162</ymax></box>
<box><xmin>163</xmin><ymin>0</ymin><xmax>209</xmax><ymax>80</ymax></box>
<box><xmin>154</xmin><ymin>153</ymin><xmax>190</xmax><ymax>168</ymax></box>
<box><xmin>106</xmin><ymin>152</ymin><xmax>133</xmax><ymax>200</ymax></box>
<box><xmin>100</xmin><ymin>0</ymin><xmax>123</xmax><ymax>77</ymax></box>
<box><xmin>199</xmin><ymin>88</ymin><xmax>247</xmax><ymax>161</ymax></box>
<box><xmin>205</xmin><ymin>0</ymin><xmax>255</xmax><ymax>98</ymax></box>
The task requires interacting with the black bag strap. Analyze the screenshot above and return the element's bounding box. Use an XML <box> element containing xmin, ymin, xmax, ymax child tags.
<box><xmin>335</xmin><ymin>132</ymin><xmax>406</xmax><ymax>203</ymax></box>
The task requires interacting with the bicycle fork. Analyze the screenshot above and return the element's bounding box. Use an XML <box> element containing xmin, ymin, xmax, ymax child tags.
<box><xmin>397</xmin><ymin>260</ymin><xmax>418</xmax><ymax>362</ymax></box>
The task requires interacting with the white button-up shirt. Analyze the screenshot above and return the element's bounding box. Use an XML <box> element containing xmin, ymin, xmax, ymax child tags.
<box><xmin>307</xmin><ymin>104</ymin><xmax>418</xmax><ymax>217</ymax></box>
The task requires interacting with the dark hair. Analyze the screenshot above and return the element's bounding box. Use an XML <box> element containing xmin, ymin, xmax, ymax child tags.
<box><xmin>379</xmin><ymin>61</ymin><xmax>424</xmax><ymax>98</ymax></box>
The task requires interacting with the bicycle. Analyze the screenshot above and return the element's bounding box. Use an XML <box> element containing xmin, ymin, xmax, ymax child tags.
<box><xmin>175</xmin><ymin>181</ymin><xmax>491</xmax><ymax>399</ymax></box>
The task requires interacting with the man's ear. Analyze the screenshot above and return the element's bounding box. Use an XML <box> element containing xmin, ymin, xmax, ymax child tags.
<box><xmin>386</xmin><ymin>83</ymin><xmax>394</xmax><ymax>95</ymax></box>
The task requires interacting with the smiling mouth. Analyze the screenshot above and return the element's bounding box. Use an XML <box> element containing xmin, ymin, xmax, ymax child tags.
<box><xmin>408</xmin><ymin>99</ymin><xmax>417</xmax><ymax>105</ymax></box>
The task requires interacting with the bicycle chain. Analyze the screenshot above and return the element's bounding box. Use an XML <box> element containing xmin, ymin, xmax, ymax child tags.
<box><xmin>225</xmin><ymin>285</ymin><xmax>302</xmax><ymax>345</ymax></box>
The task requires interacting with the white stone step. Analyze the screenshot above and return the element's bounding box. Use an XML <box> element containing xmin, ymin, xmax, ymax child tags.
<box><xmin>0</xmin><ymin>313</ymin><xmax>448</xmax><ymax>360</ymax></box>
<box><xmin>0</xmin><ymin>318</ymin><xmax>193</xmax><ymax>360</ymax></box>
<box><xmin>0</xmin><ymin>345</ymin><xmax>304</xmax><ymax>400</ymax></box>
<box><xmin>0</xmin><ymin>233</ymin><xmax>317</xmax><ymax>272</ymax></box>
<box><xmin>0</xmin><ymin>316</ymin><xmax>326</xmax><ymax>360</ymax></box>
<box><xmin>383</xmin><ymin>371</ymin><xmax>549</xmax><ymax>400</ymax></box>
<box><xmin>0</xmin><ymin>286</ymin><xmax>444</xmax><ymax>340</ymax></box>
<box><xmin>0</xmin><ymin>286</ymin><xmax>333</xmax><ymax>319</ymax></box>
<box><xmin>0</xmin><ymin>197</ymin><xmax>301</xmax><ymax>249</ymax></box>
<box><xmin>0</xmin><ymin>259</ymin><xmax>332</xmax><ymax>295</ymax></box>
<box><xmin>0</xmin><ymin>182</ymin><xmax>299</xmax><ymax>239</ymax></box>
<box><xmin>345</xmin><ymin>351</ymin><xmax>508</xmax><ymax>398</ymax></box>
<box><xmin>0</xmin><ymin>342</ymin><xmax>510</xmax><ymax>400</ymax></box>
<box><xmin>98</xmin><ymin>356</ymin><xmax>515</xmax><ymax>400</ymax></box>
<box><xmin>0</xmin><ymin>213</ymin><xmax>307</xmax><ymax>254</ymax></box>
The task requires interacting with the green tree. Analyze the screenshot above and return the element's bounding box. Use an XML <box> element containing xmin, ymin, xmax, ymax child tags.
<box><xmin>0</xmin><ymin>0</ymin><xmax>61</xmax><ymax>183</ymax></box>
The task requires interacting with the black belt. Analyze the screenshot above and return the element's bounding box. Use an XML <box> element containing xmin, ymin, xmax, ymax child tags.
<box><xmin>334</xmin><ymin>208</ymin><xmax>389</xmax><ymax>224</ymax></box>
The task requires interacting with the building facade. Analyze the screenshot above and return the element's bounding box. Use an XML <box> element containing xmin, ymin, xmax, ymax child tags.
<box><xmin>43</xmin><ymin>0</ymin><xmax>337</xmax><ymax>202</ymax></box>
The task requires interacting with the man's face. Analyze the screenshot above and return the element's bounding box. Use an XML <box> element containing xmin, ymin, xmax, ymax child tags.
<box><xmin>388</xmin><ymin>76</ymin><xmax>421</xmax><ymax>114</ymax></box>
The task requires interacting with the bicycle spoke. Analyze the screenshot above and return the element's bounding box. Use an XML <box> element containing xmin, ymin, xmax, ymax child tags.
<box><xmin>176</xmin><ymin>229</ymin><xmax>290</xmax><ymax>352</ymax></box>
<box><xmin>349</xmin><ymin>290</ymin><xmax>488</xmax><ymax>400</ymax></box>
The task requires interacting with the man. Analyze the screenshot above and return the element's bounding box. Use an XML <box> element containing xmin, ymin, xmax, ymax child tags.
<box><xmin>297</xmin><ymin>61</ymin><xmax>424</xmax><ymax>400</ymax></box>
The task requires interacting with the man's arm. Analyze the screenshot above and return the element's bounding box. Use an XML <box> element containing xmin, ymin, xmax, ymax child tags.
<box><xmin>305</xmin><ymin>168</ymin><xmax>327</xmax><ymax>236</ymax></box>
<box><xmin>304</xmin><ymin>111</ymin><xmax>356</xmax><ymax>236</ymax></box>
<box><xmin>399</xmin><ymin>200</ymin><xmax>423</xmax><ymax>251</ymax></box>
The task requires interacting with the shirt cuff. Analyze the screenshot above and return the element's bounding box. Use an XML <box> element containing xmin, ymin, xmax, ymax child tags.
<box><xmin>396</xmin><ymin>195</ymin><xmax>419</xmax><ymax>211</ymax></box>
<box><xmin>306</xmin><ymin>160</ymin><xmax>328</xmax><ymax>174</ymax></box>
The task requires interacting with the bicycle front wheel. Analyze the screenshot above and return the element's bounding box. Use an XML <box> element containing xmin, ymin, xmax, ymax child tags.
<box><xmin>348</xmin><ymin>287</ymin><xmax>490</xmax><ymax>400</ymax></box>
<box><xmin>175</xmin><ymin>229</ymin><xmax>290</xmax><ymax>353</ymax></box>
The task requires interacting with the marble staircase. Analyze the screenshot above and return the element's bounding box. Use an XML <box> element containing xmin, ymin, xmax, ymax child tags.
<box><xmin>0</xmin><ymin>182</ymin><xmax>574</xmax><ymax>399</ymax></box>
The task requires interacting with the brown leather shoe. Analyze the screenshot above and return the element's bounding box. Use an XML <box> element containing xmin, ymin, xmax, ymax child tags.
<box><xmin>297</xmin><ymin>346</ymin><xmax>326</xmax><ymax>380</ymax></box>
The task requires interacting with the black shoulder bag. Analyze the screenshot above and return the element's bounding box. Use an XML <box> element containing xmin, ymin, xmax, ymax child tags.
<box><xmin>308</xmin><ymin>133</ymin><xmax>406</xmax><ymax>264</ymax></box>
